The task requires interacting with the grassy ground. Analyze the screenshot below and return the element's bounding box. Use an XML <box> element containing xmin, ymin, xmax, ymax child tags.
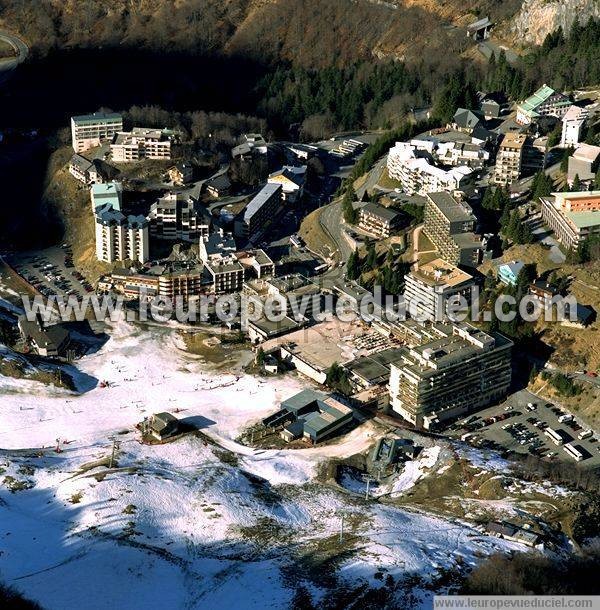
<box><xmin>479</xmin><ymin>242</ymin><xmax>600</xmax><ymax>374</ymax></box>
<box><xmin>387</xmin><ymin>459</ymin><xmax>575</xmax><ymax>537</ymax></box>
<box><xmin>42</xmin><ymin>147</ymin><xmax>112</xmax><ymax>280</ymax></box>
<box><xmin>377</xmin><ymin>168</ymin><xmax>402</xmax><ymax>190</ymax></box>
<box><xmin>530</xmin><ymin>376</ymin><xmax>600</xmax><ymax>429</ymax></box>
<box><xmin>299</xmin><ymin>207</ymin><xmax>338</xmax><ymax>258</ymax></box>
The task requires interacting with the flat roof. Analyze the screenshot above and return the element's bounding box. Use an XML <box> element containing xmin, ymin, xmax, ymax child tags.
<box><xmin>572</xmin><ymin>144</ymin><xmax>600</xmax><ymax>163</ymax></box>
<box><xmin>519</xmin><ymin>85</ymin><xmax>559</xmax><ymax>113</ymax></box>
<box><xmin>427</xmin><ymin>192</ymin><xmax>475</xmax><ymax>223</ymax></box>
<box><xmin>412</xmin><ymin>258</ymin><xmax>474</xmax><ymax>288</ymax></box>
<box><xmin>500</xmin><ymin>132</ymin><xmax>527</xmax><ymax>149</ymax></box>
<box><xmin>72</xmin><ymin>112</ymin><xmax>122</xmax><ymax>124</ymax></box>
<box><xmin>244</xmin><ymin>183</ymin><xmax>282</xmax><ymax>222</ymax></box>
<box><xmin>566</xmin><ymin>210</ymin><xmax>600</xmax><ymax>230</ymax></box>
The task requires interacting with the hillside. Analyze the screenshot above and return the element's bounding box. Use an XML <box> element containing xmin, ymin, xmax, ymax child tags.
<box><xmin>0</xmin><ymin>319</ymin><xmax>590</xmax><ymax>609</ymax></box>
<box><xmin>510</xmin><ymin>0</ymin><xmax>600</xmax><ymax>46</ymax></box>
<box><xmin>0</xmin><ymin>0</ymin><xmax>523</xmax><ymax>67</ymax></box>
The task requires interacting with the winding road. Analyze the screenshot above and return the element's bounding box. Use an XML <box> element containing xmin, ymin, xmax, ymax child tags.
<box><xmin>0</xmin><ymin>30</ymin><xmax>28</xmax><ymax>83</ymax></box>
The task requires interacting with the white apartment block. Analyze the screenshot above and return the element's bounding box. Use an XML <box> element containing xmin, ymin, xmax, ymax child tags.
<box><xmin>436</xmin><ymin>141</ymin><xmax>490</xmax><ymax>168</ymax></box>
<box><xmin>561</xmin><ymin>105</ymin><xmax>588</xmax><ymax>148</ymax></box>
<box><xmin>94</xmin><ymin>205</ymin><xmax>149</xmax><ymax>264</ymax></box>
<box><xmin>111</xmin><ymin>127</ymin><xmax>172</xmax><ymax>162</ymax></box>
<box><xmin>404</xmin><ymin>258</ymin><xmax>475</xmax><ymax>322</ymax></box>
<box><xmin>387</xmin><ymin>142</ymin><xmax>473</xmax><ymax>196</ymax></box>
<box><xmin>71</xmin><ymin>112</ymin><xmax>123</xmax><ymax>153</ymax></box>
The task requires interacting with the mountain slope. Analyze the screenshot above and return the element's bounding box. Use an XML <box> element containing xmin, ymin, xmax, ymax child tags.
<box><xmin>0</xmin><ymin>0</ymin><xmax>523</xmax><ymax>66</ymax></box>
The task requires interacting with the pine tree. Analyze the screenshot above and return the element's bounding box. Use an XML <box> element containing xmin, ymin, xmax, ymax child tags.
<box><xmin>347</xmin><ymin>251</ymin><xmax>360</xmax><ymax>280</ymax></box>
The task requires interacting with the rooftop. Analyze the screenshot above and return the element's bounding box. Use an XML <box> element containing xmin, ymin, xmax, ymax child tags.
<box><xmin>426</xmin><ymin>192</ymin><xmax>475</xmax><ymax>223</ymax></box>
<box><xmin>500</xmin><ymin>132</ymin><xmax>527</xmax><ymax>150</ymax></box>
<box><xmin>572</xmin><ymin>143</ymin><xmax>600</xmax><ymax>163</ymax></box>
<box><xmin>243</xmin><ymin>183</ymin><xmax>282</xmax><ymax>223</ymax></box>
<box><xmin>72</xmin><ymin>112</ymin><xmax>122</xmax><ymax>125</ymax></box>
<box><xmin>518</xmin><ymin>84</ymin><xmax>568</xmax><ymax>116</ymax></box>
<box><xmin>412</xmin><ymin>258</ymin><xmax>474</xmax><ymax>288</ymax></box>
<box><xmin>361</xmin><ymin>201</ymin><xmax>402</xmax><ymax>223</ymax></box>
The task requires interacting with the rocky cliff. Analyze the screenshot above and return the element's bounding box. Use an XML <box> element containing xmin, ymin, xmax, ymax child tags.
<box><xmin>511</xmin><ymin>0</ymin><xmax>600</xmax><ymax>45</ymax></box>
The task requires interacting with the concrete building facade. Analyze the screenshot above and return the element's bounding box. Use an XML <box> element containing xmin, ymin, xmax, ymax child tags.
<box><xmin>389</xmin><ymin>324</ymin><xmax>513</xmax><ymax>429</ymax></box>
<box><xmin>71</xmin><ymin>112</ymin><xmax>123</xmax><ymax>153</ymax></box>
<box><xmin>423</xmin><ymin>192</ymin><xmax>482</xmax><ymax>267</ymax></box>
<box><xmin>404</xmin><ymin>259</ymin><xmax>475</xmax><ymax>321</ymax></box>
<box><xmin>94</xmin><ymin>205</ymin><xmax>149</xmax><ymax>264</ymax></box>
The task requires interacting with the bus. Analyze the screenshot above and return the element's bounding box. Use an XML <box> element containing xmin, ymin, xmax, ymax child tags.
<box><xmin>563</xmin><ymin>443</ymin><xmax>584</xmax><ymax>462</ymax></box>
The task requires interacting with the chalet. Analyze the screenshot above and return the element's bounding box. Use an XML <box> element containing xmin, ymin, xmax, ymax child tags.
<box><xmin>452</xmin><ymin>108</ymin><xmax>481</xmax><ymax>134</ymax></box>
<box><xmin>479</xmin><ymin>92</ymin><xmax>506</xmax><ymax>120</ymax></box>
<box><xmin>529</xmin><ymin>280</ymin><xmax>558</xmax><ymax>305</ymax></box>
<box><xmin>497</xmin><ymin>261</ymin><xmax>524</xmax><ymax>286</ymax></box>
<box><xmin>69</xmin><ymin>154</ymin><xmax>119</xmax><ymax>185</ymax></box>
<box><xmin>147</xmin><ymin>412</ymin><xmax>180</xmax><ymax>440</ymax></box>
<box><xmin>562</xmin><ymin>302</ymin><xmax>595</xmax><ymax>329</ymax></box>
<box><xmin>205</xmin><ymin>173</ymin><xmax>231</xmax><ymax>198</ymax></box>
<box><xmin>168</xmin><ymin>162</ymin><xmax>194</xmax><ymax>185</ymax></box>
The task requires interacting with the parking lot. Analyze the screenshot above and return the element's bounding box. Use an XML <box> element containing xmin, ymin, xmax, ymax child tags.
<box><xmin>7</xmin><ymin>245</ymin><xmax>94</xmax><ymax>302</ymax></box>
<box><xmin>448</xmin><ymin>389</ymin><xmax>600</xmax><ymax>469</ymax></box>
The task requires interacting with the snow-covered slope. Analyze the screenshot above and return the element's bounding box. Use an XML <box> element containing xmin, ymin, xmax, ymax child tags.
<box><xmin>0</xmin><ymin>321</ymin><xmax>532</xmax><ymax>609</ymax></box>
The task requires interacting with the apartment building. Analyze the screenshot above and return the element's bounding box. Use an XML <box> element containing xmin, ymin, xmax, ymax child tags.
<box><xmin>235</xmin><ymin>249</ymin><xmax>275</xmax><ymax>279</ymax></box>
<box><xmin>168</xmin><ymin>162</ymin><xmax>194</xmax><ymax>185</ymax></box>
<box><xmin>437</xmin><ymin>141</ymin><xmax>490</xmax><ymax>168</ymax></box>
<box><xmin>561</xmin><ymin>105</ymin><xmax>588</xmax><ymax>148</ymax></box>
<box><xmin>388</xmin><ymin>323</ymin><xmax>513</xmax><ymax>429</ymax></box>
<box><xmin>358</xmin><ymin>202</ymin><xmax>403</xmax><ymax>239</ymax></box>
<box><xmin>423</xmin><ymin>192</ymin><xmax>482</xmax><ymax>267</ymax></box>
<box><xmin>69</xmin><ymin>154</ymin><xmax>118</xmax><ymax>185</ymax></box>
<box><xmin>71</xmin><ymin>112</ymin><xmax>123</xmax><ymax>153</ymax></box>
<box><xmin>387</xmin><ymin>142</ymin><xmax>473</xmax><ymax>196</ymax></box>
<box><xmin>235</xmin><ymin>183</ymin><xmax>282</xmax><ymax>239</ymax></box>
<box><xmin>94</xmin><ymin>205</ymin><xmax>149</xmax><ymax>264</ymax></box>
<box><xmin>91</xmin><ymin>181</ymin><xmax>123</xmax><ymax>212</ymax></box>
<box><xmin>200</xmin><ymin>231</ymin><xmax>237</xmax><ymax>264</ymax></box>
<box><xmin>105</xmin><ymin>266</ymin><xmax>202</xmax><ymax>302</ymax></box>
<box><xmin>110</xmin><ymin>128</ymin><xmax>172</xmax><ymax>162</ymax></box>
<box><xmin>541</xmin><ymin>190</ymin><xmax>600</xmax><ymax>251</ymax></box>
<box><xmin>516</xmin><ymin>84</ymin><xmax>570</xmax><ymax>126</ymax></box>
<box><xmin>404</xmin><ymin>258</ymin><xmax>475</xmax><ymax>321</ymax></box>
<box><xmin>204</xmin><ymin>255</ymin><xmax>244</xmax><ymax>294</ymax></box>
<box><xmin>492</xmin><ymin>132</ymin><xmax>526</xmax><ymax>185</ymax></box>
<box><xmin>567</xmin><ymin>143</ymin><xmax>600</xmax><ymax>187</ymax></box>
<box><xmin>148</xmin><ymin>192</ymin><xmax>211</xmax><ymax>242</ymax></box>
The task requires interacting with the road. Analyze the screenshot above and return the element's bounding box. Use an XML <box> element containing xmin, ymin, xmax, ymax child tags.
<box><xmin>477</xmin><ymin>39</ymin><xmax>518</xmax><ymax>65</ymax></box>
<box><xmin>356</xmin><ymin>154</ymin><xmax>387</xmax><ymax>199</ymax></box>
<box><xmin>0</xmin><ymin>31</ymin><xmax>28</xmax><ymax>83</ymax></box>
<box><xmin>318</xmin><ymin>200</ymin><xmax>353</xmax><ymax>264</ymax></box>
